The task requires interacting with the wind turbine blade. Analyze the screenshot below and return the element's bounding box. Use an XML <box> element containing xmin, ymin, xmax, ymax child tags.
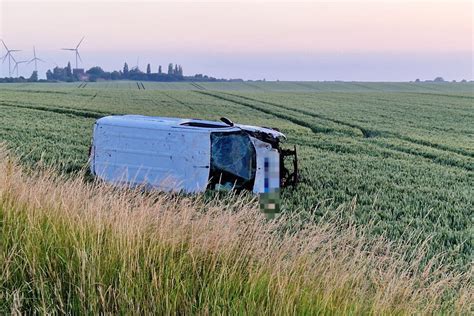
<box><xmin>77</xmin><ymin>51</ymin><xmax>83</xmax><ymax>63</ymax></box>
<box><xmin>38</xmin><ymin>58</ymin><xmax>45</xmax><ymax>63</ymax></box>
<box><xmin>1</xmin><ymin>40</ymin><xmax>8</xmax><ymax>51</ymax></box>
<box><xmin>11</xmin><ymin>55</ymin><xmax>17</xmax><ymax>63</ymax></box>
<box><xmin>10</xmin><ymin>49</ymin><xmax>21</xmax><ymax>52</ymax></box>
<box><xmin>61</xmin><ymin>48</ymin><xmax>75</xmax><ymax>51</ymax></box>
<box><xmin>76</xmin><ymin>36</ymin><xmax>85</xmax><ymax>49</ymax></box>
<box><xmin>28</xmin><ymin>58</ymin><xmax>34</xmax><ymax>64</ymax></box>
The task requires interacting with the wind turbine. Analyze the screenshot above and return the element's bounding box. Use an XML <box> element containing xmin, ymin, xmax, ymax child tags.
<box><xmin>1</xmin><ymin>40</ymin><xmax>21</xmax><ymax>77</ymax></box>
<box><xmin>13</xmin><ymin>60</ymin><xmax>28</xmax><ymax>77</ymax></box>
<box><xmin>28</xmin><ymin>46</ymin><xmax>45</xmax><ymax>72</ymax></box>
<box><xmin>61</xmin><ymin>36</ymin><xmax>84</xmax><ymax>69</ymax></box>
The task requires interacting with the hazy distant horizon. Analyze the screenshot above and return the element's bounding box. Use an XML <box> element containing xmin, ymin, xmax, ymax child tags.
<box><xmin>1</xmin><ymin>51</ymin><xmax>472</xmax><ymax>82</ymax></box>
<box><xmin>1</xmin><ymin>0</ymin><xmax>472</xmax><ymax>81</ymax></box>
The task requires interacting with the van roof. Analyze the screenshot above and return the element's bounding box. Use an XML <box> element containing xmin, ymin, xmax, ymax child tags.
<box><xmin>96</xmin><ymin>115</ymin><xmax>286</xmax><ymax>140</ymax></box>
<box><xmin>96</xmin><ymin>115</ymin><xmax>240</xmax><ymax>132</ymax></box>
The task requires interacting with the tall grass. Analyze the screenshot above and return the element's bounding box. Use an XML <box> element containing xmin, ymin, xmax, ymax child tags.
<box><xmin>0</xmin><ymin>147</ymin><xmax>471</xmax><ymax>314</ymax></box>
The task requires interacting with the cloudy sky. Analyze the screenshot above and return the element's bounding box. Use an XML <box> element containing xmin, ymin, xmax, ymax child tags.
<box><xmin>1</xmin><ymin>0</ymin><xmax>472</xmax><ymax>80</ymax></box>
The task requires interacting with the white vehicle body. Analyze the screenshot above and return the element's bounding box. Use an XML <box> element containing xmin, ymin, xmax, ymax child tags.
<box><xmin>89</xmin><ymin>115</ymin><xmax>288</xmax><ymax>193</ymax></box>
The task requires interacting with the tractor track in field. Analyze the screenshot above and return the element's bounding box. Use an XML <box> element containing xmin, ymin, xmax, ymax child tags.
<box><xmin>159</xmin><ymin>91</ymin><xmax>194</xmax><ymax>110</ymax></box>
<box><xmin>407</xmin><ymin>83</ymin><xmax>442</xmax><ymax>92</ymax></box>
<box><xmin>0</xmin><ymin>101</ymin><xmax>111</xmax><ymax>119</ymax></box>
<box><xmin>196</xmin><ymin>90</ymin><xmax>474</xmax><ymax>171</ymax></box>
<box><xmin>135</xmin><ymin>82</ymin><xmax>146</xmax><ymax>90</ymax></box>
<box><xmin>406</xmin><ymin>92</ymin><xmax>474</xmax><ymax>100</ymax></box>
<box><xmin>393</xmin><ymin>135</ymin><xmax>474</xmax><ymax>158</ymax></box>
<box><xmin>0</xmin><ymin>88</ymin><xmax>73</xmax><ymax>95</ymax></box>
<box><xmin>218</xmin><ymin>92</ymin><xmax>474</xmax><ymax>159</ymax></box>
<box><xmin>372</xmin><ymin>140</ymin><xmax>474</xmax><ymax>171</ymax></box>
<box><xmin>193</xmin><ymin>90</ymin><xmax>333</xmax><ymax>135</ymax></box>
<box><xmin>219</xmin><ymin>92</ymin><xmax>372</xmax><ymax>136</ymax></box>
<box><xmin>242</xmin><ymin>81</ymin><xmax>266</xmax><ymax>91</ymax></box>
<box><xmin>0</xmin><ymin>87</ymin><xmax>115</xmax><ymax>100</ymax></box>
<box><xmin>346</xmin><ymin>82</ymin><xmax>383</xmax><ymax>91</ymax></box>
<box><xmin>291</xmin><ymin>82</ymin><xmax>322</xmax><ymax>91</ymax></box>
<box><xmin>189</xmin><ymin>82</ymin><xmax>206</xmax><ymax>90</ymax></box>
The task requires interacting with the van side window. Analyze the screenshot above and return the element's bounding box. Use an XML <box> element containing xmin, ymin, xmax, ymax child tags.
<box><xmin>209</xmin><ymin>131</ymin><xmax>256</xmax><ymax>190</ymax></box>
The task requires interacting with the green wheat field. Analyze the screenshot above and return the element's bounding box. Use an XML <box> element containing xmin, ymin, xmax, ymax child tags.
<box><xmin>0</xmin><ymin>81</ymin><xmax>472</xmax><ymax>313</ymax></box>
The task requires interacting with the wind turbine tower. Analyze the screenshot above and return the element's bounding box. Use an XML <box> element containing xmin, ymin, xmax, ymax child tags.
<box><xmin>28</xmin><ymin>46</ymin><xmax>45</xmax><ymax>72</ymax></box>
<box><xmin>1</xmin><ymin>40</ymin><xmax>21</xmax><ymax>77</ymax></box>
<box><xmin>61</xmin><ymin>37</ymin><xmax>85</xmax><ymax>69</ymax></box>
<box><xmin>13</xmin><ymin>60</ymin><xmax>28</xmax><ymax>77</ymax></box>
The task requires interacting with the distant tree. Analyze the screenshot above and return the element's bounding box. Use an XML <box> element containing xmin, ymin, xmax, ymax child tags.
<box><xmin>66</xmin><ymin>62</ymin><xmax>72</xmax><ymax>78</ymax></box>
<box><xmin>433</xmin><ymin>77</ymin><xmax>445</xmax><ymax>82</ymax></box>
<box><xmin>53</xmin><ymin>66</ymin><xmax>66</xmax><ymax>81</ymax></box>
<box><xmin>168</xmin><ymin>63</ymin><xmax>174</xmax><ymax>75</ymax></box>
<box><xmin>127</xmin><ymin>66</ymin><xmax>146</xmax><ymax>80</ymax></box>
<box><xmin>158</xmin><ymin>65</ymin><xmax>162</xmax><ymax>74</ymax></box>
<box><xmin>178</xmin><ymin>65</ymin><xmax>183</xmax><ymax>76</ymax></box>
<box><xmin>86</xmin><ymin>66</ymin><xmax>107</xmax><ymax>81</ymax></box>
<box><xmin>123</xmin><ymin>63</ymin><xmax>129</xmax><ymax>78</ymax></box>
<box><xmin>111</xmin><ymin>70</ymin><xmax>121</xmax><ymax>80</ymax></box>
<box><xmin>46</xmin><ymin>69</ymin><xmax>53</xmax><ymax>81</ymax></box>
<box><xmin>28</xmin><ymin>71</ymin><xmax>38</xmax><ymax>82</ymax></box>
<box><xmin>86</xmin><ymin>66</ymin><xmax>106</xmax><ymax>76</ymax></box>
<box><xmin>174</xmin><ymin>64</ymin><xmax>179</xmax><ymax>75</ymax></box>
<box><xmin>415</xmin><ymin>78</ymin><xmax>420</xmax><ymax>82</ymax></box>
<box><xmin>129</xmin><ymin>67</ymin><xmax>143</xmax><ymax>75</ymax></box>
<box><xmin>147</xmin><ymin>63</ymin><xmax>151</xmax><ymax>75</ymax></box>
<box><xmin>461</xmin><ymin>79</ymin><xmax>467</xmax><ymax>83</ymax></box>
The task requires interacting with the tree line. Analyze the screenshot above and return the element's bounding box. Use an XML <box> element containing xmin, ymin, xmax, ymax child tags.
<box><xmin>41</xmin><ymin>62</ymin><xmax>240</xmax><ymax>83</ymax></box>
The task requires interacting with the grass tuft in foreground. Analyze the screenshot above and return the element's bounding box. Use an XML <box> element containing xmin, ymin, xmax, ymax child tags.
<box><xmin>0</xmin><ymin>147</ymin><xmax>471</xmax><ymax>314</ymax></box>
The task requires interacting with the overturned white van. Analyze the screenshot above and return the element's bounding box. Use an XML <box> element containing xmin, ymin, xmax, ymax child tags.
<box><xmin>89</xmin><ymin>115</ymin><xmax>297</xmax><ymax>194</ymax></box>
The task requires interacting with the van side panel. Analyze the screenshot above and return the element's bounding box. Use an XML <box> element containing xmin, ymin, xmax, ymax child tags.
<box><xmin>92</xmin><ymin>123</ymin><xmax>211</xmax><ymax>193</ymax></box>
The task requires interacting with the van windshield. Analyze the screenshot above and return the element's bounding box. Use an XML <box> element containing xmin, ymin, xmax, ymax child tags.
<box><xmin>209</xmin><ymin>131</ymin><xmax>256</xmax><ymax>190</ymax></box>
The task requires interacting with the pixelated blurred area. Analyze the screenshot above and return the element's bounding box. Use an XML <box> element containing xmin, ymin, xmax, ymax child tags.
<box><xmin>260</xmin><ymin>155</ymin><xmax>281</xmax><ymax>219</ymax></box>
<box><xmin>260</xmin><ymin>190</ymin><xmax>281</xmax><ymax>219</ymax></box>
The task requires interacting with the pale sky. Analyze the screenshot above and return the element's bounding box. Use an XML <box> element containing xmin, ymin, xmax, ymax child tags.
<box><xmin>1</xmin><ymin>0</ymin><xmax>473</xmax><ymax>80</ymax></box>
